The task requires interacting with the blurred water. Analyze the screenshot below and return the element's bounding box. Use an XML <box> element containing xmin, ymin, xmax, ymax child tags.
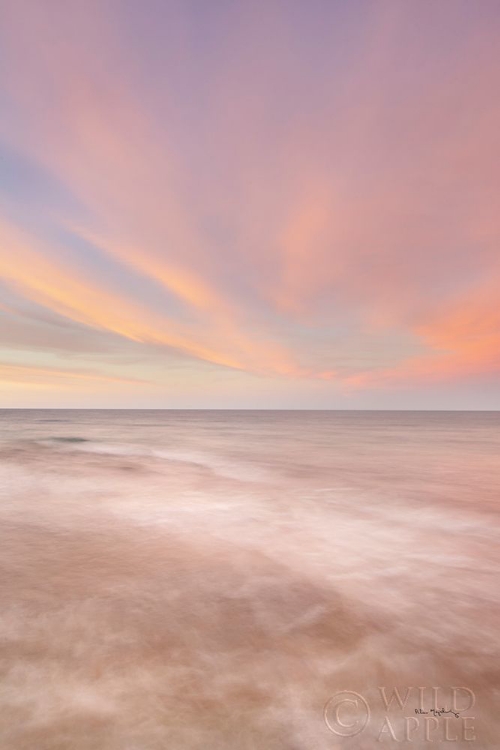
<box><xmin>0</xmin><ymin>410</ymin><xmax>498</xmax><ymax>749</ymax></box>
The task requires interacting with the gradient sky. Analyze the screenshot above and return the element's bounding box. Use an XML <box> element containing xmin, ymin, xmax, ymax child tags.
<box><xmin>0</xmin><ymin>0</ymin><xmax>499</xmax><ymax>408</ymax></box>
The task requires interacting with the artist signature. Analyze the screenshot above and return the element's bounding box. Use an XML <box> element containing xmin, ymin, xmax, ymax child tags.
<box><xmin>415</xmin><ymin>708</ymin><xmax>461</xmax><ymax>719</ymax></box>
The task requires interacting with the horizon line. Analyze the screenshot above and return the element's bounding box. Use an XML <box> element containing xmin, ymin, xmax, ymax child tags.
<box><xmin>1</xmin><ymin>407</ymin><xmax>499</xmax><ymax>413</ymax></box>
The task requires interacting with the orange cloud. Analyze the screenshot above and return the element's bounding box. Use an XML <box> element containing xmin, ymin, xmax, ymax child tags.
<box><xmin>344</xmin><ymin>274</ymin><xmax>500</xmax><ymax>389</ymax></box>
<box><xmin>0</xmin><ymin>362</ymin><xmax>146</xmax><ymax>387</ymax></box>
<box><xmin>0</xmin><ymin>219</ymin><xmax>302</xmax><ymax>377</ymax></box>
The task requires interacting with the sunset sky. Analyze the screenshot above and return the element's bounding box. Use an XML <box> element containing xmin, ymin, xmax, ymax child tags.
<box><xmin>0</xmin><ymin>0</ymin><xmax>499</xmax><ymax>408</ymax></box>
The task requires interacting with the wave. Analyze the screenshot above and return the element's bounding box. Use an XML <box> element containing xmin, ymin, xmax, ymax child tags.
<box><xmin>46</xmin><ymin>436</ymin><xmax>90</xmax><ymax>443</ymax></box>
<box><xmin>32</xmin><ymin>438</ymin><xmax>273</xmax><ymax>483</ymax></box>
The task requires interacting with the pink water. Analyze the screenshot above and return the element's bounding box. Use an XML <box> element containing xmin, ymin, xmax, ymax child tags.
<box><xmin>0</xmin><ymin>410</ymin><xmax>498</xmax><ymax>749</ymax></box>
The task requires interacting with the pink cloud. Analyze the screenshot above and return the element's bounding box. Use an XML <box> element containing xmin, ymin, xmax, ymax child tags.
<box><xmin>0</xmin><ymin>1</ymin><xmax>498</xmax><ymax>397</ymax></box>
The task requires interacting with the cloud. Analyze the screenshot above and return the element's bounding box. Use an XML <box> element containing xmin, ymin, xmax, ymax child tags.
<box><xmin>0</xmin><ymin>362</ymin><xmax>147</xmax><ymax>388</ymax></box>
<box><xmin>0</xmin><ymin>1</ymin><xmax>498</xmax><ymax>403</ymax></box>
<box><xmin>0</xmin><ymin>218</ymin><xmax>302</xmax><ymax>376</ymax></box>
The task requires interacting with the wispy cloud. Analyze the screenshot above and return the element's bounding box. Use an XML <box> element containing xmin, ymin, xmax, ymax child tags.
<box><xmin>0</xmin><ymin>362</ymin><xmax>147</xmax><ymax>387</ymax></box>
<box><xmin>0</xmin><ymin>1</ymin><xmax>498</xmax><ymax>405</ymax></box>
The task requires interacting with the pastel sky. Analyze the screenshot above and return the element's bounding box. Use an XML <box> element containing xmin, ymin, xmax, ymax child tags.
<box><xmin>1</xmin><ymin>1</ymin><xmax>499</xmax><ymax>408</ymax></box>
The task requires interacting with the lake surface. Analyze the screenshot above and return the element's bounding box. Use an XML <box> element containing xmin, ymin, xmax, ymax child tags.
<box><xmin>0</xmin><ymin>410</ymin><xmax>498</xmax><ymax>748</ymax></box>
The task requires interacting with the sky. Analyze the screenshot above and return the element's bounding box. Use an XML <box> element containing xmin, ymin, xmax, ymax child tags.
<box><xmin>0</xmin><ymin>0</ymin><xmax>499</xmax><ymax>409</ymax></box>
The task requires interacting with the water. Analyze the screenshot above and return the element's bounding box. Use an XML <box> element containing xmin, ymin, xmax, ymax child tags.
<box><xmin>0</xmin><ymin>410</ymin><xmax>498</xmax><ymax>749</ymax></box>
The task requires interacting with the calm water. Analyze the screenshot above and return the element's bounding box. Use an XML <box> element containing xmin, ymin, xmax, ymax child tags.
<box><xmin>0</xmin><ymin>410</ymin><xmax>499</xmax><ymax>749</ymax></box>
